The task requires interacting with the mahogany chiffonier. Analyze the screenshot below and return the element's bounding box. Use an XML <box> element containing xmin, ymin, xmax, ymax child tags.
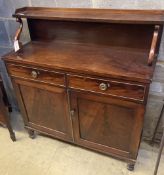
<box><xmin>3</xmin><ymin>7</ymin><xmax>164</xmax><ymax>170</ymax></box>
<box><xmin>0</xmin><ymin>75</ymin><xmax>16</xmax><ymax>141</ymax></box>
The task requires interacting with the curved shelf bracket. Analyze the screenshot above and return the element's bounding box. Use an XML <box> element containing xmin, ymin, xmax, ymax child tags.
<box><xmin>14</xmin><ymin>17</ymin><xmax>23</xmax><ymax>41</ymax></box>
<box><xmin>148</xmin><ymin>25</ymin><xmax>160</xmax><ymax>66</ymax></box>
<box><xmin>14</xmin><ymin>17</ymin><xmax>23</xmax><ymax>52</ymax></box>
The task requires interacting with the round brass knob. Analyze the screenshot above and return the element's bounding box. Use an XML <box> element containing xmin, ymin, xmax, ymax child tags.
<box><xmin>99</xmin><ymin>83</ymin><xmax>109</xmax><ymax>91</ymax></box>
<box><xmin>31</xmin><ymin>70</ymin><xmax>38</xmax><ymax>79</ymax></box>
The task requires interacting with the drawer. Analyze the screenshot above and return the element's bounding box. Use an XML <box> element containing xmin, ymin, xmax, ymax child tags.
<box><xmin>7</xmin><ymin>64</ymin><xmax>65</xmax><ymax>86</ymax></box>
<box><xmin>68</xmin><ymin>75</ymin><xmax>145</xmax><ymax>102</ymax></box>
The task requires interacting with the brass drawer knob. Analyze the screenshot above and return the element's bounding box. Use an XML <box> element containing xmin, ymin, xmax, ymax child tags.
<box><xmin>31</xmin><ymin>70</ymin><xmax>38</xmax><ymax>79</ymax></box>
<box><xmin>99</xmin><ymin>83</ymin><xmax>109</xmax><ymax>91</ymax></box>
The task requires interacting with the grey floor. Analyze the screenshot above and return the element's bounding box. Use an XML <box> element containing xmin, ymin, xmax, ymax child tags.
<box><xmin>0</xmin><ymin>111</ymin><xmax>163</xmax><ymax>175</ymax></box>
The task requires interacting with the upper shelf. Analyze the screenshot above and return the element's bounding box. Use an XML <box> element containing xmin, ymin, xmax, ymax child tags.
<box><xmin>13</xmin><ymin>7</ymin><xmax>164</xmax><ymax>24</ymax></box>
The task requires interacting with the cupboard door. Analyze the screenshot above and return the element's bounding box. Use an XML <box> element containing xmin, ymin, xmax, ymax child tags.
<box><xmin>13</xmin><ymin>79</ymin><xmax>73</xmax><ymax>141</ymax></box>
<box><xmin>70</xmin><ymin>91</ymin><xmax>145</xmax><ymax>160</ymax></box>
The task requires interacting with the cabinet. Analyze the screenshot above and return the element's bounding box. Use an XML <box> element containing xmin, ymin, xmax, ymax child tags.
<box><xmin>3</xmin><ymin>7</ymin><xmax>164</xmax><ymax>170</ymax></box>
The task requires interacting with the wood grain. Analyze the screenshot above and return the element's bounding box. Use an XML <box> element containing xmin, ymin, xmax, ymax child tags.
<box><xmin>4</xmin><ymin>40</ymin><xmax>156</xmax><ymax>83</ymax></box>
<box><xmin>68</xmin><ymin>74</ymin><xmax>146</xmax><ymax>103</ymax></box>
<box><xmin>7</xmin><ymin>64</ymin><xmax>66</xmax><ymax>87</ymax></box>
<box><xmin>14</xmin><ymin>7</ymin><xmax>164</xmax><ymax>24</ymax></box>
<box><xmin>12</xmin><ymin>79</ymin><xmax>73</xmax><ymax>142</ymax></box>
<box><xmin>70</xmin><ymin>91</ymin><xmax>144</xmax><ymax>160</ymax></box>
<box><xmin>3</xmin><ymin>7</ymin><xmax>164</xmax><ymax>167</ymax></box>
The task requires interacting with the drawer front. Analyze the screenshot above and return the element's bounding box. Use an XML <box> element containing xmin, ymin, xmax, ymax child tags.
<box><xmin>7</xmin><ymin>64</ymin><xmax>65</xmax><ymax>86</ymax></box>
<box><xmin>68</xmin><ymin>75</ymin><xmax>145</xmax><ymax>102</ymax></box>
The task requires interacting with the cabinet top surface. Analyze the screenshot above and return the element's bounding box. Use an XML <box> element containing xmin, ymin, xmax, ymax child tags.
<box><xmin>14</xmin><ymin>7</ymin><xmax>164</xmax><ymax>24</ymax></box>
<box><xmin>4</xmin><ymin>41</ymin><xmax>155</xmax><ymax>83</ymax></box>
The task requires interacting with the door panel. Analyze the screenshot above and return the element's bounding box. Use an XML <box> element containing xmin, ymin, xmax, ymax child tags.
<box><xmin>14</xmin><ymin>79</ymin><xmax>73</xmax><ymax>141</ymax></box>
<box><xmin>78</xmin><ymin>98</ymin><xmax>134</xmax><ymax>151</ymax></box>
<box><xmin>70</xmin><ymin>91</ymin><xmax>144</xmax><ymax>159</ymax></box>
<box><xmin>20</xmin><ymin>85</ymin><xmax>67</xmax><ymax>133</ymax></box>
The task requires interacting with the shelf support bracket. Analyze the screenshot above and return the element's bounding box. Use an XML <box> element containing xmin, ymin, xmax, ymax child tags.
<box><xmin>148</xmin><ymin>25</ymin><xmax>160</xmax><ymax>66</ymax></box>
<box><xmin>14</xmin><ymin>17</ymin><xmax>23</xmax><ymax>52</ymax></box>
